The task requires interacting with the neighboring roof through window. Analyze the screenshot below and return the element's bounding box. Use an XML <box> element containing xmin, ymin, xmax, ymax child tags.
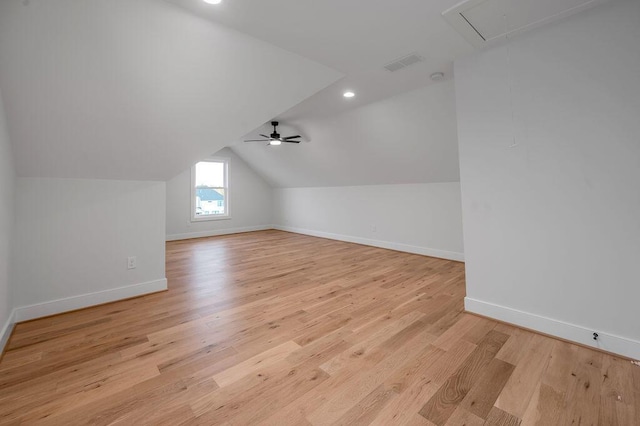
<box><xmin>196</xmin><ymin>188</ymin><xmax>224</xmax><ymax>202</ymax></box>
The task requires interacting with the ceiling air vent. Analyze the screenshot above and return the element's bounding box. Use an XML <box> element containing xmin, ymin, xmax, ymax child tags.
<box><xmin>442</xmin><ymin>0</ymin><xmax>611</xmax><ymax>49</ymax></box>
<box><xmin>384</xmin><ymin>53</ymin><xmax>425</xmax><ymax>72</ymax></box>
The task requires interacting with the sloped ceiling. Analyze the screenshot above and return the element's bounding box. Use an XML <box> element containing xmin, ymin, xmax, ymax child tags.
<box><xmin>164</xmin><ymin>0</ymin><xmax>473</xmax><ymax>120</ymax></box>
<box><xmin>0</xmin><ymin>0</ymin><xmax>341</xmax><ymax>180</ymax></box>
<box><xmin>231</xmin><ymin>80</ymin><xmax>460</xmax><ymax>188</ymax></box>
<box><xmin>222</xmin><ymin>0</ymin><xmax>608</xmax><ymax>188</ymax></box>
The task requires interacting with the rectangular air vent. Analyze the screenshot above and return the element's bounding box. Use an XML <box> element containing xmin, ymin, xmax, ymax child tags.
<box><xmin>442</xmin><ymin>0</ymin><xmax>611</xmax><ymax>49</ymax></box>
<box><xmin>384</xmin><ymin>53</ymin><xmax>425</xmax><ymax>72</ymax></box>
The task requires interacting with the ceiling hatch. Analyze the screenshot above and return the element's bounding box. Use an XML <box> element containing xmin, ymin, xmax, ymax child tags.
<box><xmin>442</xmin><ymin>0</ymin><xmax>611</xmax><ymax>48</ymax></box>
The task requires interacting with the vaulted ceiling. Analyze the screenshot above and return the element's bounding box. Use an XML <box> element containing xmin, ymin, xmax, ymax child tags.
<box><xmin>220</xmin><ymin>0</ymin><xmax>613</xmax><ymax>187</ymax></box>
<box><xmin>163</xmin><ymin>0</ymin><xmax>473</xmax><ymax>120</ymax></box>
<box><xmin>231</xmin><ymin>80</ymin><xmax>460</xmax><ymax>188</ymax></box>
<box><xmin>0</xmin><ymin>0</ymin><xmax>612</xmax><ymax>185</ymax></box>
<box><xmin>162</xmin><ymin>0</ymin><xmax>474</xmax><ymax>186</ymax></box>
<box><xmin>0</xmin><ymin>0</ymin><xmax>341</xmax><ymax>180</ymax></box>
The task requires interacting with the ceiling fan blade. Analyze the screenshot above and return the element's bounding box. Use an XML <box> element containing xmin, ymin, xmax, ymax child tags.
<box><xmin>244</xmin><ymin>139</ymin><xmax>270</xmax><ymax>142</ymax></box>
<box><xmin>259</xmin><ymin>134</ymin><xmax>271</xmax><ymax>139</ymax></box>
<box><xmin>283</xmin><ymin>140</ymin><xmax>301</xmax><ymax>144</ymax></box>
<box><xmin>283</xmin><ymin>135</ymin><xmax>301</xmax><ymax>140</ymax></box>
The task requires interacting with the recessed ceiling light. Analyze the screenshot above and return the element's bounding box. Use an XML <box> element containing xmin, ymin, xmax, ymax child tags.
<box><xmin>203</xmin><ymin>0</ymin><xmax>222</xmax><ymax>4</ymax></box>
<box><xmin>343</xmin><ymin>91</ymin><xmax>355</xmax><ymax>98</ymax></box>
<box><xmin>430</xmin><ymin>72</ymin><xmax>445</xmax><ymax>81</ymax></box>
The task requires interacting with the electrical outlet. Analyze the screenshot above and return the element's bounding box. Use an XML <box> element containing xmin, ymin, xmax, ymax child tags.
<box><xmin>127</xmin><ymin>256</ymin><xmax>137</xmax><ymax>270</ymax></box>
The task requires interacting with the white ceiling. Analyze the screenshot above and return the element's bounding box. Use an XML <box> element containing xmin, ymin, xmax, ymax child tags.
<box><xmin>165</xmin><ymin>0</ymin><xmax>612</xmax><ymax>121</ymax></box>
<box><xmin>163</xmin><ymin>0</ymin><xmax>474</xmax><ymax>120</ymax></box>
<box><xmin>230</xmin><ymin>80</ymin><xmax>460</xmax><ymax>188</ymax></box>
<box><xmin>166</xmin><ymin>0</ymin><xmax>612</xmax><ymax>189</ymax></box>
<box><xmin>0</xmin><ymin>0</ymin><xmax>615</xmax><ymax>184</ymax></box>
<box><xmin>443</xmin><ymin>0</ymin><xmax>610</xmax><ymax>48</ymax></box>
<box><xmin>0</xmin><ymin>0</ymin><xmax>341</xmax><ymax>179</ymax></box>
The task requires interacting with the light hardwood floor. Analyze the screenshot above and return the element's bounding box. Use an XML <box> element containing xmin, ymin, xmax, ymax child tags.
<box><xmin>0</xmin><ymin>230</ymin><xmax>638</xmax><ymax>425</ymax></box>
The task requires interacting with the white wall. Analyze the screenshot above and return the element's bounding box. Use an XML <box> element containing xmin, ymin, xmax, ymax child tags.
<box><xmin>13</xmin><ymin>178</ymin><xmax>167</xmax><ymax>321</ymax></box>
<box><xmin>258</xmin><ymin>81</ymin><xmax>465</xmax><ymax>262</ymax></box>
<box><xmin>0</xmin><ymin>87</ymin><xmax>15</xmax><ymax>349</ymax></box>
<box><xmin>166</xmin><ymin>148</ymin><xmax>273</xmax><ymax>241</ymax></box>
<box><xmin>455</xmin><ymin>0</ymin><xmax>640</xmax><ymax>359</ymax></box>
<box><xmin>273</xmin><ymin>183</ymin><xmax>464</xmax><ymax>261</ymax></box>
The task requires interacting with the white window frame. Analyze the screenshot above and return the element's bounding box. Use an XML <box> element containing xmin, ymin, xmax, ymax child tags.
<box><xmin>191</xmin><ymin>157</ymin><xmax>230</xmax><ymax>222</ymax></box>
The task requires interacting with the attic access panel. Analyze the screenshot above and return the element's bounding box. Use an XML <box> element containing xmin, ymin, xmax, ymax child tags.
<box><xmin>442</xmin><ymin>0</ymin><xmax>611</xmax><ymax>48</ymax></box>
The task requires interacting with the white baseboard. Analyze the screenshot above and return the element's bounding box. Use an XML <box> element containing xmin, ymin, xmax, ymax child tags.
<box><xmin>13</xmin><ymin>278</ymin><xmax>168</xmax><ymax>323</ymax></box>
<box><xmin>465</xmin><ymin>297</ymin><xmax>640</xmax><ymax>361</ymax></box>
<box><xmin>274</xmin><ymin>225</ymin><xmax>464</xmax><ymax>262</ymax></box>
<box><xmin>166</xmin><ymin>225</ymin><xmax>273</xmax><ymax>242</ymax></box>
<box><xmin>0</xmin><ymin>308</ymin><xmax>16</xmax><ymax>355</ymax></box>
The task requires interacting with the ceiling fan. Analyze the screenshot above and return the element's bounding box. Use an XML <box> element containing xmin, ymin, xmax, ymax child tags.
<box><xmin>244</xmin><ymin>121</ymin><xmax>301</xmax><ymax>146</ymax></box>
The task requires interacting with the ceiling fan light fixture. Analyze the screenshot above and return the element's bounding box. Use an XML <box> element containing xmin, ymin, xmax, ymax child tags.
<box><xmin>244</xmin><ymin>122</ymin><xmax>301</xmax><ymax>145</ymax></box>
<box><xmin>203</xmin><ymin>0</ymin><xmax>222</xmax><ymax>4</ymax></box>
<box><xmin>343</xmin><ymin>91</ymin><xmax>355</xmax><ymax>98</ymax></box>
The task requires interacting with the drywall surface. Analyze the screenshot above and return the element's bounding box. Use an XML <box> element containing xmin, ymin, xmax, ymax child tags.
<box><xmin>232</xmin><ymin>80</ymin><xmax>460</xmax><ymax>187</ymax></box>
<box><xmin>0</xmin><ymin>0</ymin><xmax>341</xmax><ymax>180</ymax></box>
<box><xmin>273</xmin><ymin>183</ymin><xmax>464</xmax><ymax>261</ymax></box>
<box><xmin>455</xmin><ymin>0</ymin><xmax>640</xmax><ymax>357</ymax></box>
<box><xmin>166</xmin><ymin>148</ymin><xmax>273</xmax><ymax>240</ymax></box>
<box><xmin>13</xmin><ymin>178</ymin><xmax>167</xmax><ymax>318</ymax></box>
<box><xmin>0</xmin><ymin>86</ymin><xmax>15</xmax><ymax>345</ymax></box>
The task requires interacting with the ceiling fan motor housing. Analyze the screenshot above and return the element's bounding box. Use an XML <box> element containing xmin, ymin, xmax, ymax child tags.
<box><xmin>271</xmin><ymin>121</ymin><xmax>280</xmax><ymax>139</ymax></box>
<box><xmin>244</xmin><ymin>121</ymin><xmax>301</xmax><ymax>144</ymax></box>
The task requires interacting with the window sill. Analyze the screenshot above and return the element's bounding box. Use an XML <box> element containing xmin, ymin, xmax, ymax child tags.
<box><xmin>191</xmin><ymin>216</ymin><xmax>232</xmax><ymax>223</ymax></box>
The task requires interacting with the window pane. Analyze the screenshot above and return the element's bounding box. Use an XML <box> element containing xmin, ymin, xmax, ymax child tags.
<box><xmin>195</xmin><ymin>189</ymin><xmax>225</xmax><ymax>216</ymax></box>
<box><xmin>195</xmin><ymin>161</ymin><xmax>225</xmax><ymax>188</ymax></box>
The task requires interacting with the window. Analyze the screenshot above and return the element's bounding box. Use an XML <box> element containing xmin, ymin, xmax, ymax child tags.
<box><xmin>191</xmin><ymin>158</ymin><xmax>229</xmax><ymax>221</ymax></box>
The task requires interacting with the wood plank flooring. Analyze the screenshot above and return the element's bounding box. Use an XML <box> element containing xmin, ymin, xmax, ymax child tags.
<box><xmin>0</xmin><ymin>230</ymin><xmax>638</xmax><ymax>425</ymax></box>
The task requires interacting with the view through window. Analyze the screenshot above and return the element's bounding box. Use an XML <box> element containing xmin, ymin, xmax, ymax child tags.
<box><xmin>192</xmin><ymin>159</ymin><xmax>228</xmax><ymax>220</ymax></box>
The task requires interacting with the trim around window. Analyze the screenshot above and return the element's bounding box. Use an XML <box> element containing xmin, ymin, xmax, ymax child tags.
<box><xmin>191</xmin><ymin>157</ymin><xmax>231</xmax><ymax>222</ymax></box>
